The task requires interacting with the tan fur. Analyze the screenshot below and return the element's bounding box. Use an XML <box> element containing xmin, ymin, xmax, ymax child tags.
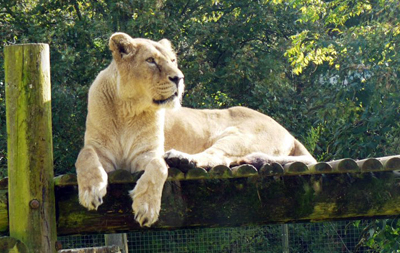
<box><xmin>164</xmin><ymin>107</ymin><xmax>316</xmax><ymax>168</ymax></box>
<box><xmin>76</xmin><ymin>32</ymin><xmax>316</xmax><ymax>228</ymax></box>
<box><xmin>76</xmin><ymin>32</ymin><xmax>184</xmax><ymax>227</ymax></box>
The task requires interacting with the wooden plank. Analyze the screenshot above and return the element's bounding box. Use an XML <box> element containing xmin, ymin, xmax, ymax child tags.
<box><xmin>53</xmin><ymin>170</ymin><xmax>400</xmax><ymax>235</ymax></box>
<box><xmin>259</xmin><ymin>163</ymin><xmax>284</xmax><ymax>176</ymax></box>
<box><xmin>379</xmin><ymin>155</ymin><xmax>400</xmax><ymax>170</ymax></box>
<box><xmin>167</xmin><ymin>167</ymin><xmax>185</xmax><ymax>180</ymax></box>
<box><xmin>185</xmin><ymin>167</ymin><xmax>209</xmax><ymax>180</ymax></box>
<box><xmin>284</xmin><ymin>162</ymin><xmax>308</xmax><ymax>174</ymax></box>
<box><xmin>108</xmin><ymin>170</ymin><xmax>135</xmax><ymax>184</ymax></box>
<box><xmin>308</xmin><ymin>162</ymin><xmax>332</xmax><ymax>173</ymax></box>
<box><xmin>58</xmin><ymin>245</ymin><xmax>120</xmax><ymax>253</ymax></box>
<box><xmin>5</xmin><ymin>44</ymin><xmax>57</xmax><ymax>252</ymax></box>
<box><xmin>231</xmin><ymin>164</ymin><xmax>258</xmax><ymax>177</ymax></box>
<box><xmin>209</xmin><ymin>165</ymin><xmax>232</xmax><ymax>178</ymax></box>
<box><xmin>356</xmin><ymin>158</ymin><xmax>383</xmax><ymax>172</ymax></box>
<box><xmin>54</xmin><ymin>174</ymin><xmax>77</xmax><ymax>186</ymax></box>
<box><xmin>0</xmin><ymin>156</ymin><xmax>399</xmax><ymax>235</ymax></box>
<box><xmin>328</xmin><ymin>158</ymin><xmax>359</xmax><ymax>172</ymax></box>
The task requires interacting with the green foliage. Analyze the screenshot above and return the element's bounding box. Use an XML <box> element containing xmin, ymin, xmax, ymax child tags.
<box><xmin>0</xmin><ymin>0</ymin><xmax>304</xmax><ymax>174</ymax></box>
<box><xmin>0</xmin><ymin>0</ymin><xmax>398</xmax><ymax>171</ymax></box>
<box><xmin>285</xmin><ymin>0</ymin><xmax>400</xmax><ymax>161</ymax></box>
<box><xmin>354</xmin><ymin>219</ymin><xmax>400</xmax><ymax>252</ymax></box>
<box><xmin>1</xmin><ymin>0</ymin><xmax>400</xmax><ymax>249</ymax></box>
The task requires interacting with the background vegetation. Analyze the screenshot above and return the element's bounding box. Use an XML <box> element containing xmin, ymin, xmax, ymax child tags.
<box><xmin>1</xmin><ymin>0</ymin><xmax>399</xmax><ymax>251</ymax></box>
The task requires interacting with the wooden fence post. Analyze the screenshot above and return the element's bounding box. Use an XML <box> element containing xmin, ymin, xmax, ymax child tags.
<box><xmin>281</xmin><ymin>224</ymin><xmax>289</xmax><ymax>253</ymax></box>
<box><xmin>105</xmin><ymin>234</ymin><xmax>128</xmax><ymax>253</ymax></box>
<box><xmin>5</xmin><ymin>44</ymin><xmax>57</xmax><ymax>252</ymax></box>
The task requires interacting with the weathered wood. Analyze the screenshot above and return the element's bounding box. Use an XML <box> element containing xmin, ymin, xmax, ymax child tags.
<box><xmin>53</xmin><ymin>169</ymin><xmax>400</xmax><ymax>235</ymax></box>
<box><xmin>58</xmin><ymin>246</ymin><xmax>120</xmax><ymax>253</ymax></box>
<box><xmin>0</xmin><ymin>155</ymin><xmax>399</xmax><ymax>236</ymax></box>
<box><xmin>5</xmin><ymin>44</ymin><xmax>57</xmax><ymax>252</ymax></box>
<box><xmin>231</xmin><ymin>164</ymin><xmax>258</xmax><ymax>177</ymax></box>
<box><xmin>328</xmin><ymin>158</ymin><xmax>359</xmax><ymax>172</ymax></box>
<box><xmin>379</xmin><ymin>155</ymin><xmax>400</xmax><ymax>170</ymax></box>
<box><xmin>185</xmin><ymin>167</ymin><xmax>209</xmax><ymax>179</ymax></box>
<box><xmin>308</xmin><ymin>162</ymin><xmax>332</xmax><ymax>173</ymax></box>
<box><xmin>357</xmin><ymin>158</ymin><xmax>383</xmax><ymax>172</ymax></box>
<box><xmin>209</xmin><ymin>165</ymin><xmax>232</xmax><ymax>178</ymax></box>
<box><xmin>0</xmin><ymin>237</ymin><xmax>28</xmax><ymax>253</ymax></box>
<box><xmin>167</xmin><ymin>167</ymin><xmax>185</xmax><ymax>180</ymax></box>
<box><xmin>108</xmin><ymin>170</ymin><xmax>135</xmax><ymax>184</ymax></box>
<box><xmin>104</xmin><ymin>234</ymin><xmax>127</xmax><ymax>253</ymax></box>
<box><xmin>259</xmin><ymin>163</ymin><xmax>284</xmax><ymax>176</ymax></box>
<box><xmin>54</xmin><ymin>174</ymin><xmax>77</xmax><ymax>186</ymax></box>
<box><xmin>284</xmin><ymin>162</ymin><xmax>308</xmax><ymax>174</ymax></box>
<box><xmin>281</xmin><ymin>224</ymin><xmax>289</xmax><ymax>253</ymax></box>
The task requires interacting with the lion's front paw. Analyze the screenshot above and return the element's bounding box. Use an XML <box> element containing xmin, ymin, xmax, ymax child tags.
<box><xmin>130</xmin><ymin>180</ymin><xmax>162</xmax><ymax>227</ymax></box>
<box><xmin>164</xmin><ymin>149</ymin><xmax>196</xmax><ymax>172</ymax></box>
<box><xmin>78</xmin><ymin>183</ymin><xmax>107</xmax><ymax>210</ymax></box>
<box><xmin>77</xmin><ymin>166</ymin><xmax>108</xmax><ymax>211</ymax></box>
<box><xmin>79</xmin><ymin>185</ymin><xmax>107</xmax><ymax>210</ymax></box>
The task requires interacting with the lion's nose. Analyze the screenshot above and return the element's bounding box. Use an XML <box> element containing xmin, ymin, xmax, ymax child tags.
<box><xmin>168</xmin><ymin>75</ymin><xmax>184</xmax><ymax>87</ymax></box>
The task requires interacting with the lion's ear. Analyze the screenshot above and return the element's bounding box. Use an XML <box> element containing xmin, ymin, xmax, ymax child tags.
<box><xmin>158</xmin><ymin>39</ymin><xmax>174</xmax><ymax>52</ymax></box>
<box><xmin>109</xmin><ymin>32</ymin><xmax>137</xmax><ymax>60</ymax></box>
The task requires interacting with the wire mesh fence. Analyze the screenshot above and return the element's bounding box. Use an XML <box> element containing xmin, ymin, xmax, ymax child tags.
<box><xmin>57</xmin><ymin>219</ymin><xmax>374</xmax><ymax>252</ymax></box>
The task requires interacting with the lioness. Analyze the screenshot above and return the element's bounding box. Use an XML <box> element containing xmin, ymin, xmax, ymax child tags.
<box><xmin>76</xmin><ymin>32</ymin><xmax>316</xmax><ymax>227</ymax></box>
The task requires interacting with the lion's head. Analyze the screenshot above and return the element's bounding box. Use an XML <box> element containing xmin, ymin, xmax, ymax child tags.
<box><xmin>109</xmin><ymin>32</ymin><xmax>184</xmax><ymax>109</ymax></box>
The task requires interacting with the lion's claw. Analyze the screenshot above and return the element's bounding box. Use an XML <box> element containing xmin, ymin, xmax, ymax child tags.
<box><xmin>133</xmin><ymin>202</ymin><xmax>156</xmax><ymax>227</ymax></box>
<box><xmin>130</xmin><ymin>183</ymin><xmax>161</xmax><ymax>227</ymax></box>
<box><xmin>79</xmin><ymin>185</ymin><xmax>106</xmax><ymax>210</ymax></box>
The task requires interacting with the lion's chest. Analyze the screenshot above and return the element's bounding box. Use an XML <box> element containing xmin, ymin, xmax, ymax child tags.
<box><xmin>110</xmin><ymin>112</ymin><xmax>164</xmax><ymax>171</ymax></box>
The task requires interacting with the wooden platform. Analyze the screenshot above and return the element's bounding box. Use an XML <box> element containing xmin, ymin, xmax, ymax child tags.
<box><xmin>0</xmin><ymin>156</ymin><xmax>399</xmax><ymax>236</ymax></box>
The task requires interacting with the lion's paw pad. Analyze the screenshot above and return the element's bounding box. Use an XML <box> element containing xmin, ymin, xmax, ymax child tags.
<box><xmin>164</xmin><ymin>149</ymin><xmax>196</xmax><ymax>172</ymax></box>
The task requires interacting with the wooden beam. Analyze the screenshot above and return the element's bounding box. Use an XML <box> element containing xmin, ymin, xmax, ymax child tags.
<box><xmin>55</xmin><ymin>165</ymin><xmax>400</xmax><ymax>235</ymax></box>
<box><xmin>5</xmin><ymin>44</ymin><xmax>57</xmax><ymax>251</ymax></box>
<box><xmin>58</xmin><ymin>245</ymin><xmax>120</xmax><ymax>253</ymax></box>
<box><xmin>0</xmin><ymin>156</ymin><xmax>399</xmax><ymax>236</ymax></box>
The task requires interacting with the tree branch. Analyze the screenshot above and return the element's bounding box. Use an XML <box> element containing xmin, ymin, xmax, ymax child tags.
<box><xmin>73</xmin><ymin>0</ymin><xmax>83</xmax><ymax>21</ymax></box>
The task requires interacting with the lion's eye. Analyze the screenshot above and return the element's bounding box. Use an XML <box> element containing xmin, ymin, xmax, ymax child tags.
<box><xmin>171</xmin><ymin>59</ymin><xmax>176</xmax><ymax>63</ymax></box>
<box><xmin>146</xmin><ymin>57</ymin><xmax>156</xmax><ymax>64</ymax></box>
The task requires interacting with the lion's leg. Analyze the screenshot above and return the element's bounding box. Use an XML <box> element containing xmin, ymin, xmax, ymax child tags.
<box><xmin>165</xmin><ymin>128</ymin><xmax>245</xmax><ymax>169</ymax></box>
<box><xmin>76</xmin><ymin>146</ymin><xmax>112</xmax><ymax>210</ymax></box>
<box><xmin>237</xmin><ymin>152</ymin><xmax>316</xmax><ymax>169</ymax></box>
<box><xmin>129</xmin><ymin>157</ymin><xmax>168</xmax><ymax>227</ymax></box>
<box><xmin>164</xmin><ymin>147</ymin><xmax>233</xmax><ymax>169</ymax></box>
<box><xmin>237</xmin><ymin>139</ymin><xmax>317</xmax><ymax>168</ymax></box>
<box><xmin>165</xmin><ymin>128</ymin><xmax>317</xmax><ymax>169</ymax></box>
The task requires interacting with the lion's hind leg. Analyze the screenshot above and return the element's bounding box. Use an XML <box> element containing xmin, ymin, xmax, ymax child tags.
<box><xmin>236</xmin><ymin>152</ymin><xmax>316</xmax><ymax>169</ymax></box>
<box><xmin>76</xmin><ymin>146</ymin><xmax>109</xmax><ymax>210</ymax></box>
<box><xmin>164</xmin><ymin>127</ymin><xmax>246</xmax><ymax>169</ymax></box>
<box><xmin>164</xmin><ymin>148</ymin><xmax>232</xmax><ymax>170</ymax></box>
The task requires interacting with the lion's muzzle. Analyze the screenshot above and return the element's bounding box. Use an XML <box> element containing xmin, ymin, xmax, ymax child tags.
<box><xmin>168</xmin><ymin>75</ymin><xmax>184</xmax><ymax>88</ymax></box>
